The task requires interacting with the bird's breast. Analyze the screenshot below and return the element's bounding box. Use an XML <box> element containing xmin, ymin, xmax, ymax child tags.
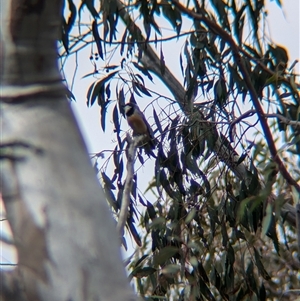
<box><xmin>127</xmin><ymin>115</ymin><xmax>148</xmax><ymax>135</ymax></box>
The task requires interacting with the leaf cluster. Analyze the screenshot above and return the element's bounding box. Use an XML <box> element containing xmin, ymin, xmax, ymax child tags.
<box><xmin>60</xmin><ymin>0</ymin><xmax>300</xmax><ymax>300</ymax></box>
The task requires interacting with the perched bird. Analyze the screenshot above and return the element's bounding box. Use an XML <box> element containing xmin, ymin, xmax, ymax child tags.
<box><xmin>123</xmin><ymin>103</ymin><xmax>157</xmax><ymax>157</ymax></box>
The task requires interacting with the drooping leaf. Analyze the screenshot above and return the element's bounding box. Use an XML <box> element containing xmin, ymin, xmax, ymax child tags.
<box><xmin>134</xmin><ymin>81</ymin><xmax>152</xmax><ymax>97</ymax></box>
<box><xmin>103</xmin><ymin>182</ymin><xmax>118</xmax><ymax>212</ymax></box>
<box><xmin>147</xmin><ymin>201</ymin><xmax>156</xmax><ymax>220</ymax></box>
<box><xmin>101</xmin><ymin>172</ymin><xmax>116</xmax><ymax>190</ymax></box>
<box><xmin>92</xmin><ymin>20</ymin><xmax>103</xmax><ymax>60</ymax></box>
<box><xmin>80</xmin><ymin>0</ymin><xmax>98</xmax><ymax>19</ymax></box>
<box><xmin>225</xmin><ymin>244</ymin><xmax>235</xmax><ymax>290</ymax></box>
<box><xmin>153</xmin><ymin>108</ymin><xmax>162</xmax><ymax>134</ymax></box>
<box><xmin>160</xmin><ymin>46</ymin><xmax>165</xmax><ymax>75</ymax></box>
<box><xmin>112</xmin><ymin>104</ymin><xmax>120</xmax><ymax>133</ymax></box>
<box><xmin>261</xmin><ymin>203</ymin><xmax>272</xmax><ymax>237</ymax></box>
<box><xmin>211</xmin><ymin>0</ymin><xmax>230</xmax><ymax>31</ymax></box>
<box><xmin>132</xmin><ymin>62</ymin><xmax>153</xmax><ymax>82</ymax></box>
<box><xmin>233</xmin><ymin>4</ymin><xmax>246</xmax><ymax>45</ymax></box>
<box><xmin>98</xmin><ymin>84</ymin><xmax>105</xmax><ymax>108</ymax></box>
<box><xmin>88</xmin><ymin>71</ymin><xmax>118</xmax><ymax>107</ymax></box>
<box><xmin>253</xmin><ymin>247</ymin><xmax>271</xmax><ymax>280</ymax></box>
<box><xmin>127</xmin><ymin>218</ymin><xmax>142</xmax><ymax>246</ymax></box>
<box><xmin>259</xmin><ymin>283</ymin><xmax>267</xmax><ymax>301</ymax></box>
<box><xmin>153</xmin><ymin>246</ymin><xmax>179</xmax><ymax>266</ymax></box>
<box><xmin>161</xmin><ymin>2</ymin><xmax>182</xmax><ymax>35</ymax></box>
<box><xmin>100</xmin><ymin>99</ymin><xmax>108</xmax><ymax>131</ymax></box>
<box><xmin>66</xmin><ymin>0</ymin><xmax>77</xmax><ymax>32</ymax></box>
<box><xmin>214</xmin><ymin>78</ymin><xmax>228</xmax><ymax>108</ymax></box>
<box><xmin>131</xmin><ymin>266</ymin><xmax>157</xmax><ymax>278</ymax></box>
<box><xmin>61</xmin><ymin>0</ymin><xmax>77</xmax><ymax>52</ymax></box>
<box><xmin>198</xmin><ymin>261</ymin><xmax>209</xmax><ymax>284</ymax></box>
<box><xmin>199</xmin><ymin>277</ymin><xmax>216</xmax><ymax>301</ymax></box>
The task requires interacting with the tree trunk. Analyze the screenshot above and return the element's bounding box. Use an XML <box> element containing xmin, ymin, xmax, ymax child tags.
<box><xmin>0</xmin><ymin>1</ymin><xmax>137</xmax><ymax>300</ymax></box>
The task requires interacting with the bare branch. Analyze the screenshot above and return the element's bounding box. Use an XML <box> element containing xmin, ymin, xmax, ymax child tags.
<box><xmin>117</xmin><ymin>134</ymin><xmax>144</xmax><ymax>237</ymax></box>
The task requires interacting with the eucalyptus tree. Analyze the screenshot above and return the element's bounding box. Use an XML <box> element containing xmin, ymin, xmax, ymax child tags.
<box><xmin>1</xmin><ymin>0</ymin><xmax>299</xmax><ymax>300</ymax></box>
<box><xmin>0</xmin><ymin>1</ymin><xmax>138</xmax><ymax>300</ymax></box>
<box><xmin>60</xmin><ymin>0</ymin><xmax>300</xmax><ymax>300</ymax></box>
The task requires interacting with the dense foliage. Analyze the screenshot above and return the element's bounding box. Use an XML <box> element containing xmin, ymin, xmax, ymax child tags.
<box><xmin>60</xmin><ymin>0</ymin><xmax>299</xmax><ymax>300</ymax></box>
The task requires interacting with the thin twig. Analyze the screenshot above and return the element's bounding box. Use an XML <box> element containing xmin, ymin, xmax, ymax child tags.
<box><xmin>229</xmin><ymin>109</ymin><xmax>300</xmax><ymax>140</ymax></box>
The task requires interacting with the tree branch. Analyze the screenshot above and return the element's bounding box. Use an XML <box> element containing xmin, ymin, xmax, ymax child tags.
<box><xmin>0</xmin><ymin>1</ymin><xmax>139</xmax><ymax>300</ymax></box>
<box><xmin>117</xmin><ymin>134</ymin><xmax>144</xmax><ymax>237</ymax></box>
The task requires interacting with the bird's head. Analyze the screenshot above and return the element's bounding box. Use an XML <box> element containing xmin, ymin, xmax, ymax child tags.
<box><xmin>123</xmin><ymin>103</ymin><xmax>138</xmax><ymax>117</ymax></box>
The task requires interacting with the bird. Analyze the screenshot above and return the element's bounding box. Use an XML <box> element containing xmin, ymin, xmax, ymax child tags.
<box><xmin>122</xmin><ymin>103</ymin><xmax>157</xmax><ymax>157</ymax></box>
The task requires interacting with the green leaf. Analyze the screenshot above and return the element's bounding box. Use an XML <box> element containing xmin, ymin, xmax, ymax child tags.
<box><xmin>132</xmin><ymin>62</ymin><xmax>153</xmax><ymax>82</ymax></box>
<box><xmin>86</xmin><ymin>82</ymin><xmax>95</xmax><ymax>106</ymax></box>
<box><xmin>134</xmin><ymin>254</ymin><xmax>149</xmax><ymax>267</ymax></box>
<box><xmin>214</xmin><ymin>78</ymin><xmax>228</xmax><ymax>108</ymax></box>
<box><xmin>127</xmin><ymin>218</ymin><xmax>142</xmax><ymax>246</ymax></box>
<box><xmin>233</xmin><ymin>4</ymin><xmax>246</xmax><ymax>44</ymax></box>
<box><xmin>153</xmin><ymin>108</ymin><xmax>162</xmax><ymax>134</ymax></box>
<box><xmin>80</xmin><ymin>0</ymin><xmax>98</xmax><ymax>19</ymax></box>
<box><xmin>149</xmin><ymin>217</ymin><xmax>166</xmax><ymax>229</ymax></box>
<box><xmin>199</xmin><ymin>277</ymin><xmax>216</xmax><ymax>301</ymax></box>
<box><xmin>253</xmin><ymin>247</ymin><xmax>271</xmax><ymax>280</ymax></box>
<box><xmin>98</xmin><ymin>84</ymin><xmax>105</xmax><ymax>108</ymax></box>
<box><xmin>198</xmin><ymin>261</ymin><xmax>209</xmax><ymax>284</ymax></box>
<box><xmin>161</xmin><ymin>2</ymin><xmax>182</xmax><ymax>35</ymax></box>
<box><xmin>131</xmin><ymin>266</ymin><xmax>157</xmax><ymax>278</ymax></box>
<box><xmin>211</xmin><ymin>0</ymin><xmax>230</xmax><ymax>31</ymax></box>
<box><xmin>161</xmin><ymin>264</ymin><xmax>181</xmax><ymax>275</ymax></box>
<box><xmin>103</xmin><ymin>184</ymin><xmax>118</xmax><ymax>211</ymax></box>
<box><xmin>66</xmin><ymin>0</ymin><xmax>77</xmax><ymax>32</ymax></box>
<box><xmin>88</xmin><ymin>71</ymin><xmax>118</xmax><ymax>107</ymax></box>
<box><xmin>147</xmin><ymin>201</ymin><xmax>157</xmax><ymax>220</ymax></box>
<box><xmin>92</xmin><ymin>20</ymin><xmax>103</xmax><ymax>60</ymax></box>
<box><xmin>134</xmin><ymin>81</ymin><xmax>152</xmax><ymax>97</ymax></box>
<box><xmin>118</xmin><ymin>88</ymin><xmax>125</xmax><ymax>109</ymax></box>
<box><xmin>153</xmin><ymin>246</ymin><xmax>179</xmax><ymax>266</ymax></box>
<box><xmin>185</xmin><ymin>208</ymin><xmax>196</xmax><ymax>224</ymax></box>
<box><xmin>259</xmin><ymin>283</ymin><xmax>266</xmax><ymax>301</ymax></box>
<box><xmin>101</xmin><ymin>172</ymin><xmax>116</xmax><ymax>190</ymax></box>
<box><xmin>261</xmin><ymin>203</ymin><xmax>272</xmax><ymax>237</ymax></box>
<box><xmin>100</xmin><ymin>99</ymin><xmax>108</xmax><ymax>131</ymax></box>
<box><xmin>120</xmin><ymin>29</ymin><xmax>127</xmax><ymax>56</ymax></box>
<box><xmin>246</xmin><ymin>261</ymin><xmax>257</xmax><ymax>294</ymax></box>
<box><xmin>112</xmin><ymin>104</ymin><xmax>120</xmax><ymax>133</ymax></box>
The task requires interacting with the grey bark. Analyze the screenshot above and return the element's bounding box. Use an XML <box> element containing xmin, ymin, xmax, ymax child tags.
<box><xmin>0</xmin><ymin>1</ymin><xmax>138</xmax><ymax>300</ymax></box>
